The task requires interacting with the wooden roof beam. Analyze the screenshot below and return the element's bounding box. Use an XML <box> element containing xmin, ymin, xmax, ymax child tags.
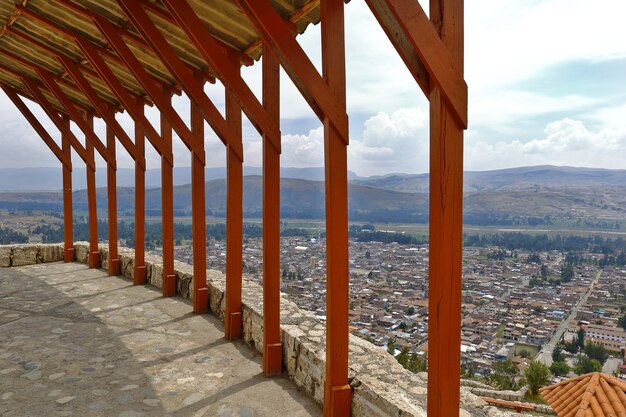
<box><xmin>0</xmin><ymin>60</ymin><xmax>94</xmax><ymax>116</ymax></box>
<box><xmin>20</xmin><ymin>76</ymin><xmax>93</xmax><ymax>169</ymax></box>
<box><xmin>235</xmin><ymin>0</ymin><xmax>349</xmax><ymax>145</ymax></box>
<box><xmin>158</xmin><ymin>0</ymin><xmax>280</xmax><ymax>153</ymax></box>
<box><xmin>35</xmin><ymin>68</ymin><xmax>116</xmax><ymax>168</ymax></box>
<box><xmin>136</xmin><ymin>0</ymin><xmax>254</xmax><ymax>67</ymax></box>
<box><xmin>76</xmin><ymin>37</ymin><xmax>172</xmax><ymax>166</ymax></box>
<box><xmin>91</xmin><ymin>14</ymin><xmax>210</xmax><ymax>163</ymax></box>
<box><xmin>1</xmin><ymin>84</ymin><xmax>69</xmax><ymax>169</ymax></box>
<box><xmin>123</xmin><ymin>0</ymin><xmax>279</xmax><ymax>154</ymax></box>
<box><xmin>365</xmin><ymin>0</ymin><xmax>468</xmax><ymax>128</ymax></box>
<box><xmin>0</xmin><ymin>47</ymin><xmax>99</xmax><ymax>110</ymax></box>
<box><xmin>15</xmin><ymin>4</ymin><xmax>178</xmax><ymax>95</ymax></box>
<box><xmin>4</xmin><ymin>26</ymin><xmax>153</xmax><ymax>108</ymax></box>
<box><xmin>57</xmin><ymin>54</ymin><xmax>145</xmax><ymax>169</ymax></box>
<box><xmin>53</xmin><ymin>0</ymin><xmax>216</xmax><ymax>85</ymax></box>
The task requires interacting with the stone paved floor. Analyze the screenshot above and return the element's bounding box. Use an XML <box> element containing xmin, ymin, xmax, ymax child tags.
<box><xmin>0</xmin><ymin>262</ymin><xmax>322</xmax><ymax>417</ymax></box>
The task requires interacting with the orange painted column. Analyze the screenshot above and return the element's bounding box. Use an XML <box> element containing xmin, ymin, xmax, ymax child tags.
<box><xmin>85</xmin><ymin>115</ymin><xmax>100</xmax><ymax>269</ymax></box>
<box><xmin>224</xmin><ymin>51</ymin><xmax>244</xmax><ymax>340</ymax></box>
<box><xmin>61</xmin><ymin>115</ymin><xmax>74</xmax><ymax>262</ymax></box>
<box><xmin>106</xmin><ymin>123</ymin><xmax>120</xmax><ymax>275</ymax></box>
<box><xmin>191</xmin><ymin>93</ymin><xmax>208</xmax><ymax>313</ymax></box>
<box><xmin>134</xmin><ymin>104</ymin><xmax>146</xmax><ymax>284</ymax></box>
<box><xmin>321</xmin><ymin>0</ymin><xmax>351</xmax><ymax>416</ymax></box>
<box><xmin>427</xmin><ymin>1</ymin><xmax>465</xmax><ymax>416</ymax></box>
<box><xmin>262</xmin><ymin>44</ymin><xmax>282</xmax><ymax>375</ymax></box>
<box><xmin>161</xmin><ymin>91</ymin><xmax>176</xmax><ymax>297</ymax></box>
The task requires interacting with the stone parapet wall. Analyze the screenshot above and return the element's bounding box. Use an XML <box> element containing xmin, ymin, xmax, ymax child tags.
<box><xmin>0</xmin><ymin>243</ymin><xmax>64</xmax><ymax>267</ymax></box>
<box><xmin>0</xmin><ymin>243</ymin><xmax>548</xmax><ymax>417</ymax></box>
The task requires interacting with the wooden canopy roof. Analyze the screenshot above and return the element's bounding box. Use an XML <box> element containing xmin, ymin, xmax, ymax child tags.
<box><xmin>540</xmin><ymin>372</ymin><xmax>626</xmax><ymax>417</ymax></box>
<box><xmin>0</xmin><ymin>0</ymin><xmax>325</xmax><ymax>115</ymax></box>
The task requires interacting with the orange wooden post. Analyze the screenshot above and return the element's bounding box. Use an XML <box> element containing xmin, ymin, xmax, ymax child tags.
<box><xmin>85</xmin><ymin>114</ymin><xmax>100</xmax><ymax>269</ymax></box>
<box><xmin>61</xmin><ymin>115</ymin><xmax>74</xmax><ymax>262</ymax></box>
<box><xmin>1</xmin><ymin>86</ymin><xmax>76</xmax><ymax>261</ymax></box>
<box><xmin>106</xmin><ymin>122</ymin><xmax>120</xmax><ymax>275</ymax></box>
<box><xmin>225</xmin><ymin>50</ymin><xmax>244</xmax><ymax>340</ymax></box>
<box><xmin>134</xmin><ymin>103</ymin><xmax>146</xmax><ymax>285</ymax></box>
<box><xmin>161</xmin><ymin>88</ymin><xmax>176</xmax><ymax>297</ymax></box>
<box><xmin>427</xmin><ymin>1</ymin><xmax>465</xmax><ymax>416</ymax></box>
<box><xmin>262</xmin><ymin>44</ymin><xmax>282</xmax><ymax>375</ymax></box>
<box><xmin>191</xmin><ymin>93</ymin><xmax>208</xmax><ymax>314</ymax></box>
<box><xmin>321</xmin><ymin>0</ymin><xmax>351</xmax><ymax>416</ymax></box>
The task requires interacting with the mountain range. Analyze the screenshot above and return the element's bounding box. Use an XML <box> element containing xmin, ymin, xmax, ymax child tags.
<box><xmin>0</xmin><ymin>165</ymin><xmax>625</xmax><ymax>226</ymax></box>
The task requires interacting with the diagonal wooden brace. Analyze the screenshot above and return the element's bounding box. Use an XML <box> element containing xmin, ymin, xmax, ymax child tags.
<box><xmin>20</xmin><ymin>76</ymin><xmax>93</xmax><ymax>170</ymax></box>
<box><xmin>235</xmin><ymin>0</ymin><xmax>349</xmax><ymax>145</ymax></box>
<box><xmin>159</xmin><ymin>0</ymin><xmax>281</xmax><ymax>154</ymax></box>
<box><xmin>368</xmin><ymin>0</ymin><xmax>468</xmax><ymax>128</ymax></box>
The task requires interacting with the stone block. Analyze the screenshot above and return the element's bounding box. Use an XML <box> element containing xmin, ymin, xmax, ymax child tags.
<box><xmin>73</xmin><ymin>242</ymin><xmax>90</xmax><ymax>263</ymax></box>
<box><xmin>119</xmin><ymin>254</ymin><xmax>135</xmax><ymax>280</ymax></box>
<box><xmin>37</xmin><ymin>244</ymin><xmax>63</xmax><ymax>263</ymax></box>
<box><xmin>11</xmin><ymin>245</ymin><xmax>39</xmax><ymax>267</ymax></box>
<box><xmin>150</xmin><ymin>263</ymin><xmax>163</xmax><ymax>289</ymax></box>
<box><xmin>0</xmin><ymin>246</ymin><xmax>12</xmax><ymax>267</ymax></box>
<box><xmin>175</xmin><ymin>269</ymin><xmax>193</xmax><ymax>299</ymax></box>
<box><xmin>208</xmin><ymin>283</ymin><xmax>225</xmax><ymax>319</ymax></box>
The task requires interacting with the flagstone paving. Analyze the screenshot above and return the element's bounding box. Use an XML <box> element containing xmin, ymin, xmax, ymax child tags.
<box><xmin>0</xmin><ymin>262</ymin><xmax>321</xmax><ymax>417</ymax></box>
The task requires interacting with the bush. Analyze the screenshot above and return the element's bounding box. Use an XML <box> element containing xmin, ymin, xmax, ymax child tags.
<box><xmin>524</xmin><ymin>361</ymin><xmax>550</xmax><ymax>395</ymax></box>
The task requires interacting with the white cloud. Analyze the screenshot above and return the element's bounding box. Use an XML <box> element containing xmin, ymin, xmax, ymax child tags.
<box><xmin>465</xmin><ymin>118</ymin><xmax>626</xmax><ymax>170</ymax></box>
<box><xmin>280</xmin><ymin>127</ymin><xmax>325</xmax><ymax>168</ymax></box>
<box><xmin>350</xmin><ymin>108</ymin><xmax>429</xmax><ymax>175</ymax></box>
<box><xmin>2</xmin><ymin>0</ymin><xmax>626</xmax><ymax>176</ymax></box>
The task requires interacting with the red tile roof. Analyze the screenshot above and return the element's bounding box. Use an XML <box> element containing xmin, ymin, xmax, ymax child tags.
<box><xmin>540</xmin><ymin>372</ymin><xmax>626</xmax><ymax>417</ymax></box>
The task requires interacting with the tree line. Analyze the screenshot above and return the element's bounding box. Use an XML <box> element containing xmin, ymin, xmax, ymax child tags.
<box><xmin>31</xmin><ymin>220</ymin><xmax>314</xmax><ymax>249</ymax></box>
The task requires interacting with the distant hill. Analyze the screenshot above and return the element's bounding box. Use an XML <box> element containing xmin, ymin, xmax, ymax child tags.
<box><xmin>352</xmin><ymin>166</ymin><xmax>626</xmax><ymax>192</ymax></box>
<box><xmin>0</xmin><ymin>166</ymin><xmax>361</xmax><ymax>191</ymax></box>
<box><xmin>0</xmin><ymin>166</ymin><xmax>625</xmax><ymax>226</ymax></box>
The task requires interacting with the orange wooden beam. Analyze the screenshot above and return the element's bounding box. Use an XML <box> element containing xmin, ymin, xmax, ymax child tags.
<box><xmin>112</xmin><ymin>0</ymin><xmax>243</xmax><ymax>162</ymax></box>
<box><xmin>5</xmin><ymin>26</ymin><xmax>153</xmax><ymax>109</ymax></box>
<box><xmin>61</xmin><ymin>114</ymin><xmax>74</xmax><ymax>262</ymax></box>
<box><xmin>427</xmin><ymin>0</ymin><xmax>465</xmax><ymax>416</ymax></box>
<box><xmin>134</xmin><ymin>103</ymin><xmax>147</xmax><ymax>285</ymax></box>
<box><xmin>57</xmin><ymin>54</ymin><xmax>145</xmax><ymax>170</ymax></box>
<box><xmin>15</xmin><ymin>4</ymin><xmax>137</xmax><ymax>74</ymax></box>
<box><xmin>159</xmin><ymin>0</ymin><xmax>281</xmax><ymax>153</ymax></box>
<box><xmin>366</xmin><ymin>0</ymin><xmax>467</xmax><ymax>128</ymax></box>
<box><xmin>75</xmin><ymin>37</ymin><xmax>172</xmax><ymax>165</ymax></box>
<box><xmin>84</xmin><ymin>114</ymin><xmax>100</xmax><ymax>269</ymax></box>
<box><xmin>35</xmin><ymin>68</ymin><xmax>116</xmax><ymax>168</ymax></box>
<box><xmin>0</xmin><ymin>47</ymin><xmax>90</xmax><ymax>104</ymax></box>
<box><xmin>106</xmin><ymin>122</ymin><xmax>120</xmax><ymax>276</ymax></box>
<box><xmin>320</xmin><ymin>1</ymin><xmax>350</xmax><ymax>416</ymax></box>
<box><xmin>1</xmin><ymin>85</ymin><xmax>67</xmax><ymax>168</ymax></box>
<box><xmin>262</xmin><ymin>44</ymin><xmax>282</xmax><ymax>375</ymax></box>
<box><xmin>224</xmin><ymin>50</ymin><xmax>244</xmax><ymax>340</ymax></box>
<box><xmin>160</xmin><ymin>86</ymin><xmax>176</xmax><ymax>297</ymax></box>
<box><xmin>56</xmin><ymin>0</ymin><xmax>215</xmax><ymax>84</ymax></box>
<box><xmin>136</xmin><ymin>0</ymin><xmax>253</xmax><ymax>67</ymax></box>
<box><xmin>0</xmin><ymin>60</ymin><xmax>94</xmax><ymax>117</ymax></box>
<box><xmin>235</xmin><ymin>0</ymin><xmax>349</xmax><ymax>145</ymax></box>
<box><xmin>20</xmin><ymin>76</ymin><xmax>93</xmax><ymax>170</ymax></box>
<box><xmin>15</xmin><ymin>4</ymin><xmax>175</xmax><ymax>91</ymax></box>
<box><xmin>190</xmin><ymin>89</ymin><xmax>208</xmax><ymax>314</ymax></box>
<box><xmin>91</xmin><ymin>14</ymin><xmax>207</xmax><ymax>164</ymax></box>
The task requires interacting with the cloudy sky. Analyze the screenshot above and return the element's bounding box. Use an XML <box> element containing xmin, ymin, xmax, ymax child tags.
<box><xmin>1</xmin><ymin>0</ymin><xmax>625</xmax><ymax>177</ymax></box>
